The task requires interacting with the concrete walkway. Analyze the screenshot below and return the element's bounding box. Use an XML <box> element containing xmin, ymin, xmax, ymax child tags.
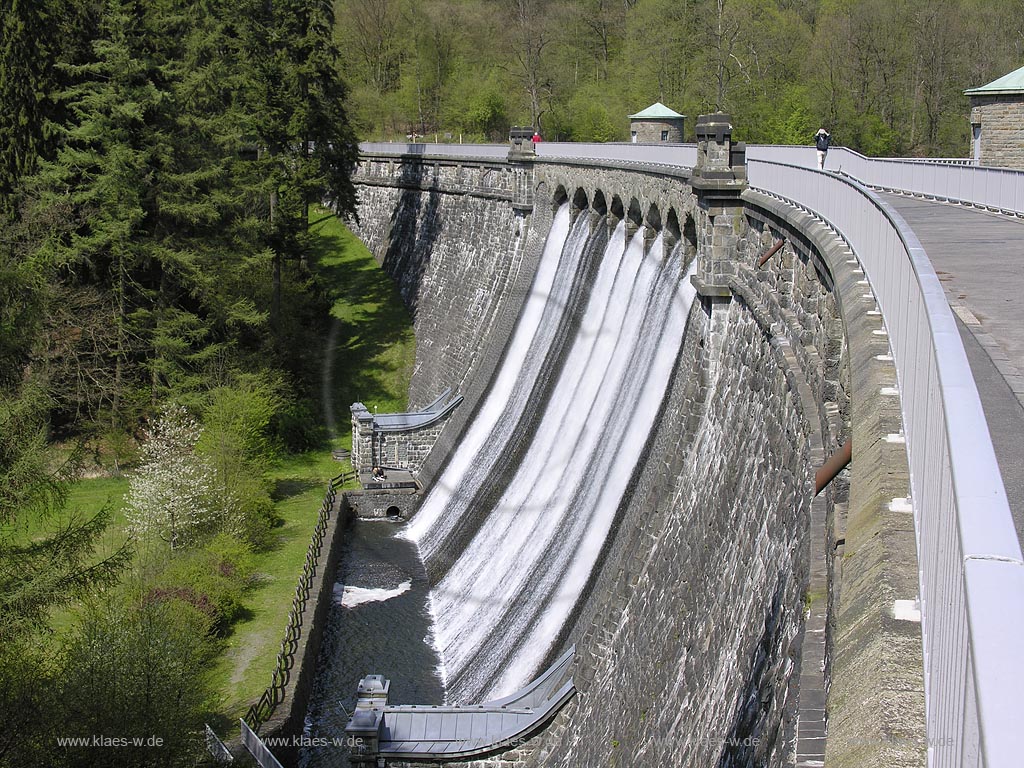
<box><xmin>881</xmin><ymin>193</ymin><xmax>1024</xmax><ymax>547</ymax></box>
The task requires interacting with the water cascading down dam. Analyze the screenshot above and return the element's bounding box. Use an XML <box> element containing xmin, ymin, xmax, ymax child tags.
<box><xmin>405</xmin><ymin>204</ymin><xmax>696</xmax><ymax>705</ymax></box>
<box><xmin>295</xmin><ymin>117</ymin><xmax>913</xmax><ymax>768</ymax></box>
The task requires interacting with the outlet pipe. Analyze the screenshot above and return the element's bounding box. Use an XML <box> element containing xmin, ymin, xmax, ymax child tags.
<box><xmin>815</xmin><ymin>438</ymin><xmax>852</xmax><ymax>495</ymax></box>
<box><xmin>757</xmin><ymin>238</ymin><xmax>786</xmax><ymax>268</ymax></box>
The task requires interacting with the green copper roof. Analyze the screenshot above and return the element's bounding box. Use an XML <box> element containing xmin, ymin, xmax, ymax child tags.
<box><xmin>965</xmin><ymin>65</ymin><xmax>1024</xmax><ymax>95</ymax></box>
<box><xmin>628</xmin><ymin>102</ymin><xmax>685</xmax><ymax>120</ymax></box>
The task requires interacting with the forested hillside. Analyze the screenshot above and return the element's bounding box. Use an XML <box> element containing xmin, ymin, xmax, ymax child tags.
<box><xmin>339</xmin><ymin>0</ymin><xmax>1024</xmax><ymax>156</ymax></box>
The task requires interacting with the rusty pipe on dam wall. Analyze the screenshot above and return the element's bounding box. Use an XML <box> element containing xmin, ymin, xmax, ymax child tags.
<box><xmin>757</xmin><ymin>239</ymin><xmax>786</xmax><ymax>268</ymax></box>
<box><xmin>815</xmin><ymin>438</ymin><xmax>852</xmax><ymax>495</ymax></box>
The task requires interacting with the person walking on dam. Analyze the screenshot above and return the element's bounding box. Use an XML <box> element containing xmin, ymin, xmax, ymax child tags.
<box><xmin>815</xmin><ymin>128</ymin><xmax>832</xmax><ymax>170</ymax></box>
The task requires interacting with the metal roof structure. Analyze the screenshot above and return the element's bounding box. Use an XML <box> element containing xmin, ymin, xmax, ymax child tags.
<box><xmin>346</xmin><ymin>645</ymin><xmax>576</xmax><ymax>761</ymax></box>
<box><xmin>360</xmin><ymin>388</ymin><xmax>464</xmax><ymax>432</ymax></box>
<box><xmin>628</xmin><ymin>101</ymin><xmax>686</xmax><ymax>120</ymax></box>
<box><xmin>964</xmin><ymin>64</ymin><xmax>1024</xmax><ymax>95</ymax></box>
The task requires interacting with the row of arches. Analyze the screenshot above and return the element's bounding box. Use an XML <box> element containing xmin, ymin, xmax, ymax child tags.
<box><xmin>552</xmin><ymin>184</ymin><xmax>697</xmax><ymax>257</ymax></box>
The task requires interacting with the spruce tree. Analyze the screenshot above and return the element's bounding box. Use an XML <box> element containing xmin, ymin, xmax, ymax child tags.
<box><xmin>237</xmin><ymin>0</ymin><xmax>359</xmax><ymax>335</ymax></box>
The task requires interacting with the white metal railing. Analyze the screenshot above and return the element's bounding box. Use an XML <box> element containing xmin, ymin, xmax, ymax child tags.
<box><xmin>745</xmin><ymin>145</ymin><xmax>1024</xmax><ymax>215</ymax></box>
<box><xmin>240</xmin><ymin>719</ymin><xmax>284</xmax><ymax>768</ymax></box>
<box><xmin>359</xmin><ymin>141</ymin><xmax>508</xmax><ymax>161</ymax></box>
<box><xmin>535</xmin><ymin>141</ymin><xmax>698</xmax><ymax>168</ymax></box>
<box><xmin>747</xmin><ymin>159</ymin><xmax>1024</xmax><ymax>768</ymax></box>
<box><xmin>358</xmin><ymin>141</ymin><xmax>699</xmax><ymax>170</ymax></box>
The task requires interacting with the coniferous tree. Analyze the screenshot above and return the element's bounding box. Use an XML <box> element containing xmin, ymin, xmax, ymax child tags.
<box><xmin>238</xmin><ymin>0</ymin><xmax>359</xmax><ymax>335</ymax></box>
<box><xmin>28</xmin><ymin>0</ymin><xmax>166</xmax><ymax>429</ymax></box>
<box><xmin>0</xmin><ymin>0</ymin><xmax>62</xmax><ymax>214</ymax></box>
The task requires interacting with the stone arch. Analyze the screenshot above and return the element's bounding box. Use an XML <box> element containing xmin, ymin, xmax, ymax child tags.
<box><xmin>682</xmin><ymin>211</ymin><xmax>698</xmax><ymax>267</ymax></box>
<box><xmin>644</xmin><ymin>203</ymin><xmax>664</xmax><ymax>253</ymax></box>
<box><xmin>665</xmin><ymin>208</ymin><xmax>681</xmax><ymax>251</ymax></box>
<box><xmin>592</xmin><ymin>190</ymin><xmax>608</xmax><ymax>217</ymax></box>
<box><xmin>622</xmin><ymin>196</ymin><xmax>638</xmax><ymax>230</ymax></box>
<box><xmin>553</xmin><ymin>184</ymin><xmax>569</xmax><ymax>215</ymax></box>
<box><xmin>627</xmin><ymin>198</ymin><xmax>643</xmax><ymax>237</ymax></box>
<box><xmin>572</xmin><ymin>188</ymin><xmax>589</xmax><ymax>221</ymax></box>
<box><xmin>610</xmin><ymin>195</ymin><xmax>625</xmax><ymax>225</ymax></box>
<box><xmin>646</xmin><ymin>203</ymin><xmax>663</xmax><ymax>232</ymax></box>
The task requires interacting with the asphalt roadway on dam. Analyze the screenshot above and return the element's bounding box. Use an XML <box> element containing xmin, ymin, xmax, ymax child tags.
<box><xmin>881</xmin><ymin>193</ymin><xmax>1024</xmax><ymax>548</ymax></box>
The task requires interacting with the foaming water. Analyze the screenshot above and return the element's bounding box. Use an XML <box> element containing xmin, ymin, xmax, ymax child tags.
<box><xmin>334</xmin><ymin>580</ymin><xmax>412</xmax><ymax>608</ymax></box>
<box><xmin>410</xmin><ymin>218</ymin><xmax>697</xmax><ymax>704</ymax></box>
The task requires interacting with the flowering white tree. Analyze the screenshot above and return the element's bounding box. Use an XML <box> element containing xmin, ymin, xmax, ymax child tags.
<box><xmin>125</xmin><ymin>405</ymin><xmax>218</xmax><ymax>549</ymax></box>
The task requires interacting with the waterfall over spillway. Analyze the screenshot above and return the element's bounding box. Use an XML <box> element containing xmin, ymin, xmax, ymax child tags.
<box><xmin>405</xmin><ymin>204</ymin><xmax>698</xmax><ymax>703</ymax></box>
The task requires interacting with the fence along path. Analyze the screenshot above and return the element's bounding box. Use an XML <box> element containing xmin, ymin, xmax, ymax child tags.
<box><xmin>244</xmin><ymin>471</ymin><xmax>349</xmax><ymax>732</ymax></box>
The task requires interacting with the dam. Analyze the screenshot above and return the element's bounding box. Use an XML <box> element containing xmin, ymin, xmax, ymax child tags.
<box><xmin>244</xmin><ymin>117</ymin><xmax>1024</xmax><ymax>768</ymax></box>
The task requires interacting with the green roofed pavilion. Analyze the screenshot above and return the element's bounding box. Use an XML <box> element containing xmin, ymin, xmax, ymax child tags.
<box><xmin>965</xmin><ymin>65</ymin><xmax>1024</xmax><ymax>169</ymax></box>
<box><xmin>627</xmin><ymin>102</ymin><xmax>686</xmax><ymax>120</ymax></box>
<box><xmin>964</xmin><ymin>64</ymin><xmax>1024</xmax><ymax>95</ymax></box>
<box><xmin>628</xmin><ymin>102</ymin><xmax>686</xmax><ymax>143</ymax></box>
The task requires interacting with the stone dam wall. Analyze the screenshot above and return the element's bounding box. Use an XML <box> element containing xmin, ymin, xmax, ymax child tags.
<box><xmin>519</xmin><ymin>295</ymin><xmax>814</xmax><ymax>768</ymax></box>
<box><xmin>344</xmin><ymin>151</ymin><xmax>925</xmax><ymax>768</ymax></box>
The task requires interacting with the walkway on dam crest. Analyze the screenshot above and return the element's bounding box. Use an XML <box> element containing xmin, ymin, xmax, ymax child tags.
<box><xmin>882</xmin><ymin>193</ymin><xmax>1024</xmax><ymax>547</ymax></box>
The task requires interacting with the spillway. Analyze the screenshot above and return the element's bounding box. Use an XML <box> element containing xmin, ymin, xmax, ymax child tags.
<box><xmin>404</xmin><ymin>204</ymin><xmax>698</xmax><ymax>704</ymax></box>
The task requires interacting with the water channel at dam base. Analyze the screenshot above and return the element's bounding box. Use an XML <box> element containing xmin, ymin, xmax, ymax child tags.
<box><xmin>300</xmin><ymin>518</ymin><xmax>443</xmax><ymax>768</ymax></box>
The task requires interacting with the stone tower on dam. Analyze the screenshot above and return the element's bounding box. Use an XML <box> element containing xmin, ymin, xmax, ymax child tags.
<box><xmin>338</xmin><ymin>117</ymin><xmax>926</xmax><ymax>768</ymax></box>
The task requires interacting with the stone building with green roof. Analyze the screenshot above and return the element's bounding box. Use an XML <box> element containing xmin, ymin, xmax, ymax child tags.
<box><xmin>628</xmin><ymin>102</ymin><xmax>686</xmax><ymax>143</ymax></box>
<box><xmin>965</xmin><ymin>64</ymin><xmax>1024</xmax><ymax>169</ymax></box>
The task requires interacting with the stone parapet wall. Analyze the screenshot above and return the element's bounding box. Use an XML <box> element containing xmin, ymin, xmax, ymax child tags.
<box><xmin>356</xmin><ymin>156</ymin><xmax>514</xmax><ymax>199</ymax></box>
<box><xmin>970</xmin><ymin>95</ymin><xmax>1024</xmax><ymax>169</ymax></box>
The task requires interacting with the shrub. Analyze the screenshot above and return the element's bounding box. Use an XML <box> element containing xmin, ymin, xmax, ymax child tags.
<box><xmin>151</xmin><ymin>534</ymin><xmax>256</xmax><ymax>636</ymax></box>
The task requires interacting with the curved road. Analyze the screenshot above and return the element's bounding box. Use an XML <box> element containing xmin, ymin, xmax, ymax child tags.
<box><xmin>881</xmin><ymin>193</ymin><xmax>1024</xmax><ymax>547</ymax></box>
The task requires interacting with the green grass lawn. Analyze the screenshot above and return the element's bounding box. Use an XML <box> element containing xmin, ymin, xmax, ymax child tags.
<box><xmin>7</xmin><ymin>476</ymin><xmax>130</xmax><ymax>550</ymax></box>
<box><xmin>46</xmin><ymin>208</ymin><xmax>416</xmax><ymax>728</ymax></box>
<box><xmin>308</xmin><ymin>206</ymin><xmax>415</xmax><ymax>419</ymax></box>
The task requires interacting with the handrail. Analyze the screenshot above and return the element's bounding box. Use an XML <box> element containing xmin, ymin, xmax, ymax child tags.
<box><xmin>358</xmin><ymin>141</ymin><xmax>699</xmax><ymax>170</ymax></box>
<box><xmin>744</xmin><ymin>145</ymin><xmax>1024</xmax><ymax>215</ymax></box>
<box><xmin>746</xmin><ymin>158</ymin><xmax>1024</xmax><ymax>768</ymax></box>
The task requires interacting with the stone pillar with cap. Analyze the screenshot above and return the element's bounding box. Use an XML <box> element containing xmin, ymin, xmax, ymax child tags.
<box><xmin>508</xmin><ymin>127</ymin><xmax>536</xmax><ymax>213</ymax></box>
<box><xmin>350</xmin><ymin>403</ymin><xmax>375</xmax><ymax>471</ymax></box>
<box><xmin>690</xmin><ymin>112</ymin><xmax>748</xmax><ymax>300</ymax></box>
<box><xmin>345</xmin><ymin>675</ymin><xmax>390</xmax><ymax>765</ymax></box>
